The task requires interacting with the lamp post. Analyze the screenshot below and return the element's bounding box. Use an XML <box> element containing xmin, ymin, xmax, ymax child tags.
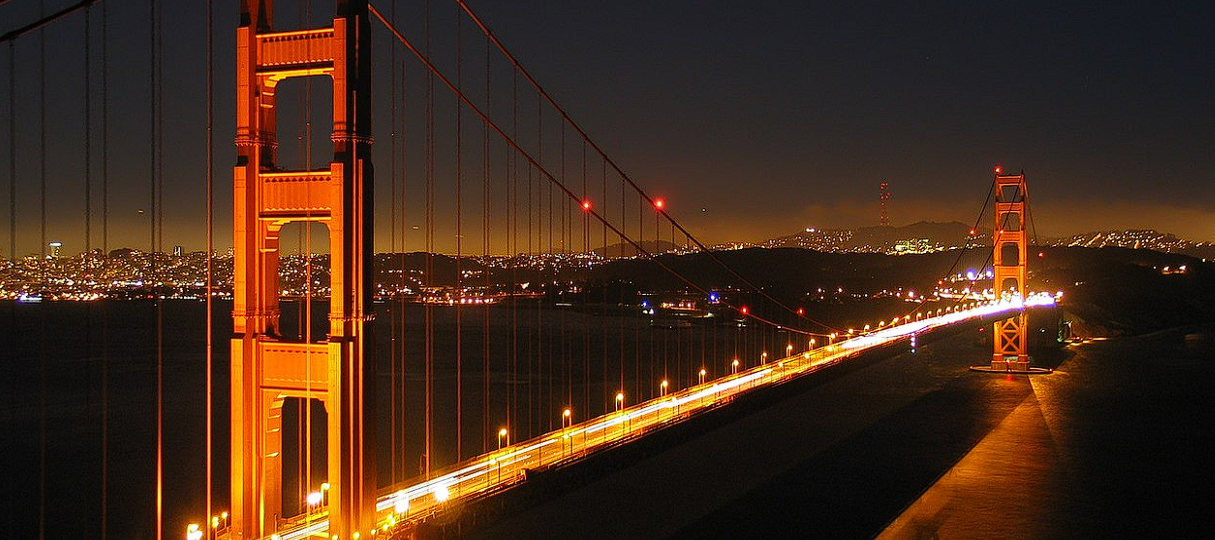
<box><xmin>616</xmin><ymin>392</ymin><xmax>628</xmax><ymax>434</ymax></box>
<box><xmin>731</xmin><ymin>359</ymin><xmax>739</xmax><ymax>375</ymax></box>
<box><xmin>561</xmin><ymin>408</ymin><xmax>572</xmax><ymax>457</ymax></box>
<box><xmin>698</xmin><ymin>368</ymin><xmax>706</xmax><ymax>385</ymax></box>
<box><xmin>186</xmin><ymin>523</ymin><xmax>203</xmax><ymax>540</ymax></box>
<box><xmin>786</xmin><ymin>344</ymin><xmax>793</xmax><ymax>358</ymax></box>
<box><xmin>761</xmin><ymin>351</ymin><xmax>768</xmax><ymax>365</ymax></box>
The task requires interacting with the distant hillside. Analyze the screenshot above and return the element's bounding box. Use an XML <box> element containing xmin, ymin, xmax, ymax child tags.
<box><xmin>594</xmin><ymin>240</ymin><xmax>679</xmax><ymax>258</ymax></box>
<box><xmin>763</xmin><ymin>221</ymin><xmax>990</xmax><ymax>253</ymax></box>
<box><xmin>583</xmin><ymin>246</ymin><xmax>1215</xmax><ymax>337</ymax></box>
<box><xmin>1050</xmin><ymin>229</ymin><xmax>1215</xmax><ymax>260</ymax></box>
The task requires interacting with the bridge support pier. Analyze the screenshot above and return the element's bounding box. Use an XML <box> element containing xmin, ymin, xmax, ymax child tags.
<box><xmin>230</xmin><ymin>1</ymin><xmax>377</xmax><ymax>538</ymax></box>
<box><xmin>972</xmin><ymin>170</ymin><xmax>1050</xmax><ymax>375</ymax></box>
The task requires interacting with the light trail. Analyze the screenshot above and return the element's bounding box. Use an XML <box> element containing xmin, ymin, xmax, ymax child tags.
<box><xmin>237</xmin><ymin>294</ymin><xmax>1057</xmax><ymax>540</ymax></box>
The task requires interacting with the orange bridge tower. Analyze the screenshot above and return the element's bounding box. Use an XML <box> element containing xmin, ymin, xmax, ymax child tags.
<box><xmin>990</xmin><ymin>170</ymin><xmax>1030</xmax><ymax>371</ymax></box>
<box><xmin>230</xmin><ymin>1</ymin><xmax>376</xmax><ymax>538</ymax></box>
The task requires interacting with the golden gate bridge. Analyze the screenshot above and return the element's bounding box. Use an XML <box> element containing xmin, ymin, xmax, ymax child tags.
<box><xmin>0</xmin><ymin>1</ymin><xmax>1050</xmax><ymax>539</ymax></box>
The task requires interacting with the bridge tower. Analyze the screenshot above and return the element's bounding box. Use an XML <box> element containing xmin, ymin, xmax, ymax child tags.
<box><xmin>990</xmin><ymin>171</ymin><xmax>1029</xmax><ymax>370</ymax></box>
<box><xmin>230</xmin><ymin>1</ymin><xmax>376</xmax><ymax>538</ymax></box>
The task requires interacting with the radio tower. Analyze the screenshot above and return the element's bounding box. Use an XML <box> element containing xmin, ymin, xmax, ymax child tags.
<box><xmin>879</xmin><ymin>182</ymin><xmax>891</xmax><ymax>226</ymax></box>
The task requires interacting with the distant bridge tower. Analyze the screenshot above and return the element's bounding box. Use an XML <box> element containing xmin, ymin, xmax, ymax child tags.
<box><xmin>991</xmin><ymin>170</ymin><xmax>1029</xmax><ymax>370</ymax></box>
<box><xmin>879</xmin><ymin>182</ymin><xmax>891</xmax><ymax>226</ymax></box>
<box><xmin>230</xmin><ymin>1</ymin><xmax>376</xmax><ymax>539</ymax></box>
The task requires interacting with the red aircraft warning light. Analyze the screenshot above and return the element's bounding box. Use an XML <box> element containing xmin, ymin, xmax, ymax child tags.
<box><xmin>653</xmin><ymin>198</ymin><xmax>665</xmax><ymax>210</ymax></box>
<box><xmin>994</xmin><ymin>166</ymin><xmax>1002</xmax><ymax>173</ymax></box>
<box><xmin>796</xmin><ymin>307</ymin><xmax>806</xmax><ymax>316</ymax></box>
<box><xmin>581</xmin><ymin>200</ymin><xmax>592</xmax><ymax>211</ymax></box>
<box><xmin>740</xmin><ymin>306</ymin><xmax>749</xmax><ymax>315</ymax></box>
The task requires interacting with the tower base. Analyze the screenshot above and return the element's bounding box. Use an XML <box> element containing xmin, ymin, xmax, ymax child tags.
<box><xmin>969</xmin><ymin>359</ymin><xmax>1052</xmax><ymax>375</ymax></box>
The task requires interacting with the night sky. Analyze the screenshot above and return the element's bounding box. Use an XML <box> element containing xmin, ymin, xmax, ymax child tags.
<box><xmin>2</xmin><ymin>0</ymin><xmax>1213</xmax><ymax>255</ymax></box>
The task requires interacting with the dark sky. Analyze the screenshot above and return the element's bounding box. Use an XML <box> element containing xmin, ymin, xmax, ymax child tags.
<box><xmin>2</xmin><ymin>0</ymin><xmax>1213</xmax><ymax>255</ymax></box>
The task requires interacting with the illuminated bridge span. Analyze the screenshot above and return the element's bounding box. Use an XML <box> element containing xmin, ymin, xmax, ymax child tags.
<box><xmin>266</xmin><ymin>295</ymin><xmax>1056</xmax><ymax>540</ymax></box>
<box><xmin>0</xmin><ymin>2</ymin><xmax>1050</xmax><ymax>539</ymax></box>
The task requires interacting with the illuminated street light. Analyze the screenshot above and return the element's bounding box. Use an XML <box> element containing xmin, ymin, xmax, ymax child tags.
<box><xmin>786</xmin><ymin>344</ymin><xmax>793</xmax><ymax>356</ymax></box>
<box><xmin>186</xmin><ymin>523</ymin><xmax>203</xmax><ymax>540</ymax></box>
<box><xmin>761</xmin><ymin>351</ymin><xmax>768</xmax><ymax>364</ymax></box>
<box><xmin>660</xmin><ymin>379</ymin><xmax>669</xmax><ymax>396</ymax></box>
<box><xmin>615</xmin><ymin>392</ymin><xmax>625</xmax><ymax>411</ymax></box>
<box><xmin>562</xmin><ymin>408</ymin><xmax>573</xmax><ymax>456</ymax></box>
<box><xmin>731</xmin><ymin>359</ymin><xmax>740</xmax><ymax>374</ymax></box>
<box><xmin>497</xmin><ymin>427</ymin><xmax>509</xmax><ymax>451</ymax></box>
<box><xmin>434</xmin><ymin>484</ymin><xmax>450</xmax><ymax>502</ymax></box>
<box><xmin>307</xmin><ymin>491</ymin><xmax>323</xmax><ymax>507</ymax></box>
<box><xmin>699</xmin><ymin>368</ymin><xmax>707</xmax><ymax>385</ymax></box>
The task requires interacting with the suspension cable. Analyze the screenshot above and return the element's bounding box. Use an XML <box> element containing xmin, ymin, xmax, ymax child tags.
<box><xmin>368</xmin><ymin>5</ymin><xmax>817</xmax><ymax>339</ymax></box>
<box><xmin>0</xmin><ymin>0</ymin><xmax>102</xmax><ymax>45</ymax></box>
<box><xmin>449</xmin><ymin>0</ymin><xmax>838</xmax><ymax>334</ymax></box>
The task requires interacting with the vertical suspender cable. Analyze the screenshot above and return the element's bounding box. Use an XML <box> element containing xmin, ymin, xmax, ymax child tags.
<box><xmin>507</xmin><ymin>52</ymin><xmax>517</xmax><ymax>436</ymax></box>
<box><xmin>152</xmin><ymin>0</ymin><xmax>164</xmax><ymax>537</ymax></box>
<box><xmin>482</xmin><ymin>30</ymin><xmax>491</xmax><ymax>453</ymax></box>
<box><xmin>37</xmin><ymin>0</ymin><xmax>47</xmax><ymax>536</ymax></box>
<box><xmin>99</xmin><ymin>3</ymin><xmax>109</xmax><ymax>536</ymax></box>
<box><xmin>388</xmin><ymin>0</ymin><xmax>398</xmax><ymax>485</ymax></box>
<box><xmin>82</xmin><ymin>5</ymin><xmax>95</xmax><ymax>532</ymax></box>
<box><xmin>204</xmin><ymin>0</ymin><xmax>214</xmax><ymax>530</ymax></box>
<box><xmin>398</xmin><ymin>31</ymin><xmax>407</xmax><ymax>481</ymax></box>
<box><xmin>423</xmin><ymin>0</ymin><xmax>434</xmax><ymax>478</ymax></box>
<box><xmin>4</xmin><ymin>34</ymin><xmax>13</xmax><ymax>540</ymax></box>
<box><xmin>454</xmin><ymin>7</ymin><xmax>463</xmax><ymax>461</ymax></box>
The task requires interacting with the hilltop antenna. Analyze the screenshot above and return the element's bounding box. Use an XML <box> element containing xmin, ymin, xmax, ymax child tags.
<box><xmin>879</xmin><ymin>182</ymin><xmax>891</xmax><ymax>226</ymax></box>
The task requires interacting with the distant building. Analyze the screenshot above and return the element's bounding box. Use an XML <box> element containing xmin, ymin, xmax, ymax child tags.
<box><xmin>173</xmin><ymin>245</ymin><xmax>184</xmax><ymax>257</ymax></box>
<box><xmin>48</xmin><ymin>241</ymin><xmax>62</xmax><ymax>258</ymax></box>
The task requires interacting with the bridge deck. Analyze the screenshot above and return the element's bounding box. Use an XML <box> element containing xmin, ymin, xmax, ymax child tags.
<box><xmin>229</xmin><ymin>295</ymin><xmax>1054</xmax><ymax>540</ymax></box>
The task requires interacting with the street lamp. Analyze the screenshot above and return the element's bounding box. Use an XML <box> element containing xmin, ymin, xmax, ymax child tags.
<box><xmin>731</xmin><ymin>359</ymin><xmax>740</xmax><ymax>374</ymax></box>
<box><xmin>660</xmin><ymin>379</ymin><xmax>669</xmax><ymax>396</ymax></box>
<box><xmin>761</xmin><ymin>351</ymin><xmax>768</xmax><ymax>364</ymax></box>
<box><xmin>562</xmin><ymin>408</ymin><xmax>573</xmax><ymax>457</ymax></box>
<box><xmin>698</xmin><ymin>368</ymin><xmax>706</xmax><ymax>385</ymax></box>
<box><xmin>786</xmin><ymin>344</ymin><xmax>793</xmax><ymax>357</ymax></box>
<box><xmin>615</xmin><ymin>392</ymin><xmax>624</xmax><ymax>412</ymax></box>
<box><xmin>321</xmin><ymin>482</ymin><xmax>330</xmax><ymax>505</ymax></box>
<box><xmin>497</xmin><ymin>427</ymin><xmax>509</xmax><ymax>450</ymax></box>
<box><xmin>186</xmin><ymin>523</ymin><xmax>203</xmax><ymax>540</ymax></box>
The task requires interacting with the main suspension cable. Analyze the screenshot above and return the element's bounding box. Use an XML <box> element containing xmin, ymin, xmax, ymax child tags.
<box><xmin>449</xmin><ymin>0</ymin><xmax>838</xmax><ymax>334</ymax></box>
<box><xmin>368</xmin><ymin>5</ymin><xmax>816</xmax><ymax>339</ymax></box>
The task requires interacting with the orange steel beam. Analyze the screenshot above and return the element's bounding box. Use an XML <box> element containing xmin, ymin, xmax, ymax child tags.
<box><xmin>230</xmin><ymin>1</ymin><xmax>376</xmax><ymax>538</ymax></box>
<box><xmin>991</xmin><ymin>172</ymin><xmax>1029</xmax><ymax>370</ymax></box>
